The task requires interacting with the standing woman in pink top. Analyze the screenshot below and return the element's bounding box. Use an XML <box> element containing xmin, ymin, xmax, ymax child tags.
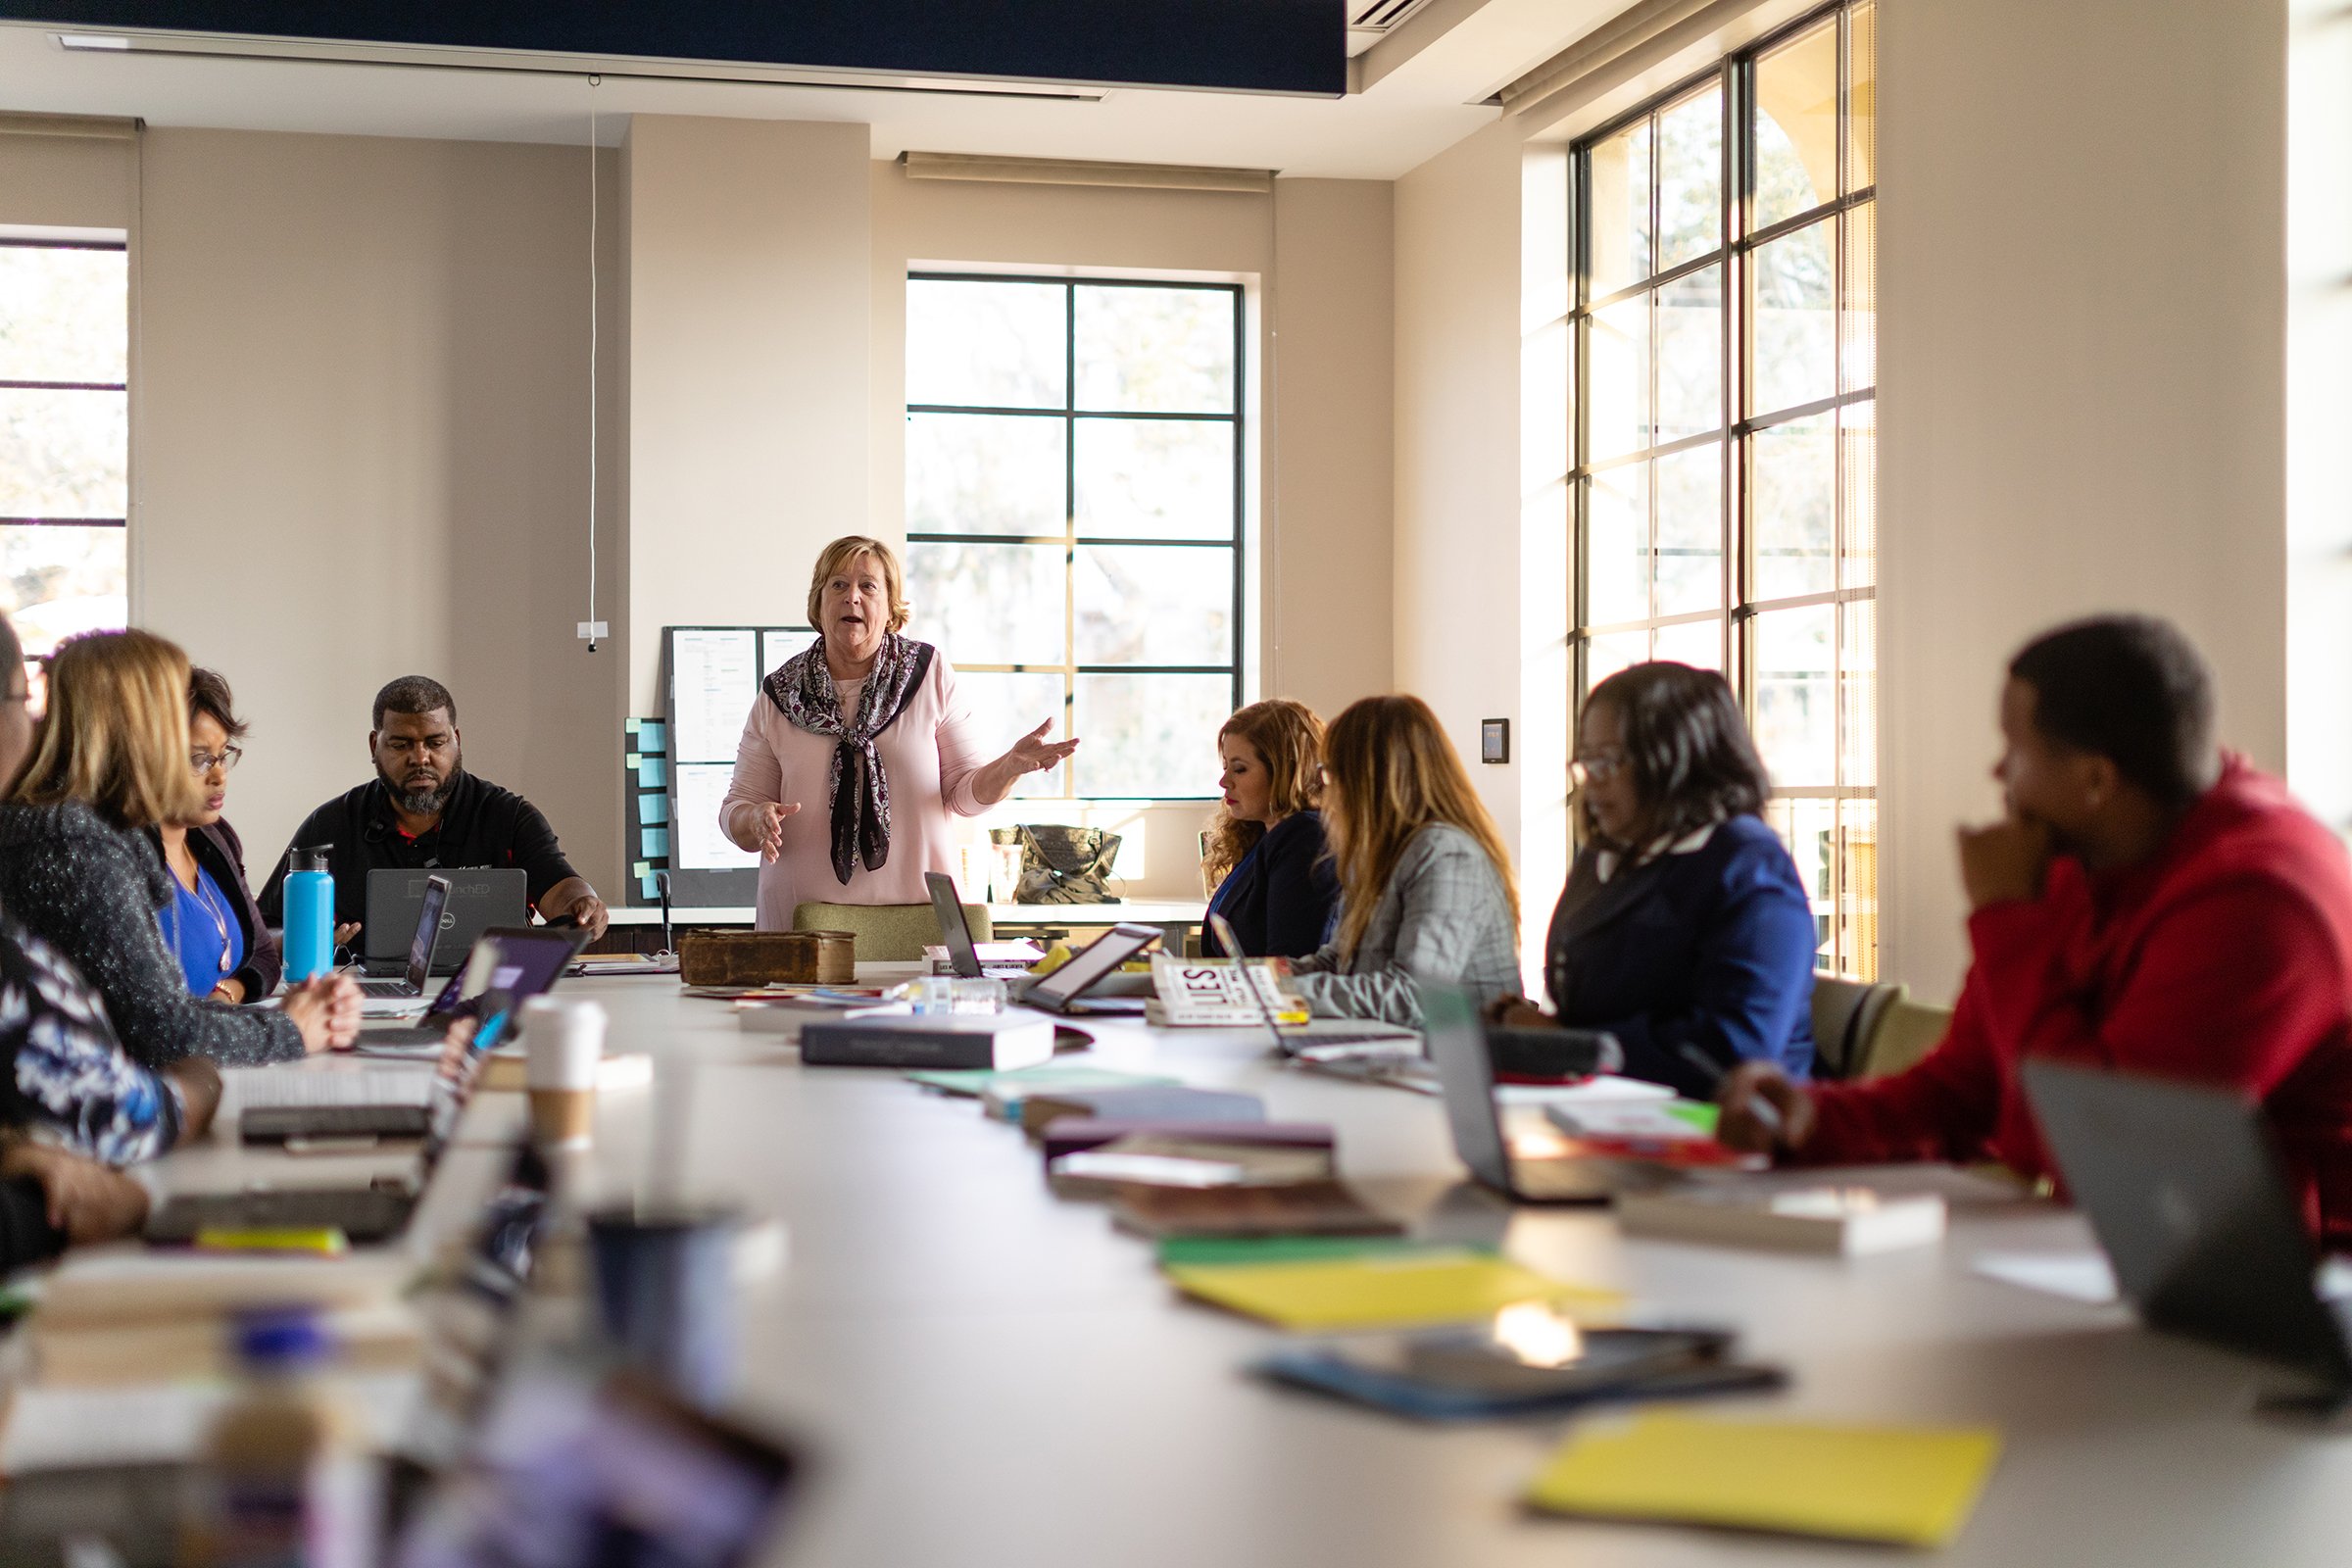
<box><xmin>720</xmin><ymin>536</ymin><xmax>1082</xmax><ymax>931</ymax></box>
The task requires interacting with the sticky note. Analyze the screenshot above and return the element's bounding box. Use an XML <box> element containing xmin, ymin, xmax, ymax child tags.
<box><xmin>638</xmin><ymin>722</ymin><xmax>668</xmax><ymax>754</ymax></box>
<box><xmin>641</xmin><ymin>873</ymin><xmax>660</xmax><ymax>901</ymax></box>
<box><xmin>640</xmin><ymin>759</ymin><xmax>667</xmax><ymax>788</ymax></box>
<box><xmin>626</xmin><ymin>752</ymin><xmax>643</xmax><ymax>769</ymax></box>
<box><xmin>639</xmin><ymin>794</ymin><xmax>669</xmax><ymax>825</ymax></box>
<box><xmin>1524</xmin><ymin>1412</ymin><xmax>2001</xmax><ymax>1547</ymax></box>
<box><xmin>632</xmin><ymin>860</ymin><xmax>651</xmax><ymax>880</ymax></box>
<box><xmin>1163</xmin><ymin>1249</ymin><xmax>1623</xmax><ymax>1333</ymax></box>
<box><xmin>641</xmin><ymin>827</ymin><xmax>669</xmax><ymax>858</ymax></box>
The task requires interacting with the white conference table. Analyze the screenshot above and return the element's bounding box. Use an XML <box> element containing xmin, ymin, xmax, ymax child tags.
<box><xmin>506</xmin><ymin>976</ymin><xmax>2352</xmax><ymax>1568</ymax></box>
<box><xmin>92</xmin><ymin>976</ymin><xmax>2352</xmax><ymax>1566</ymax></box>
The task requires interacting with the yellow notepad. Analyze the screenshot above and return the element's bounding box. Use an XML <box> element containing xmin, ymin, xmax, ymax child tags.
<box><xmin>1163</xmin><ymin>1249</ymin><xmax>1623</xmax><ymax>1332</ymax></box>
<box><xmin>1525</xmin><ymin>1411</ymin><xmax>2001</xmax><ymax>1547</ymax></box>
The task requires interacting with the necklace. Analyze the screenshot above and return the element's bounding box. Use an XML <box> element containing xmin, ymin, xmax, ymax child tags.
<box><xmin>185</xmin><ymin>870</ymin><xmax>234</xmax><ymax>976</ymax></box>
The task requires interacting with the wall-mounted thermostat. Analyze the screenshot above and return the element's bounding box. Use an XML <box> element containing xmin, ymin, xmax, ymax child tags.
<box><xmin>1481</xmin><ymin>718</ymin><xmax>1510</xmax><ymax>764</ymax></box>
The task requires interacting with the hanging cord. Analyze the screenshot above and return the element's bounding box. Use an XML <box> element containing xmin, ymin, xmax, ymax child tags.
<box><xmin>585</xmin><ymin>81</ymin><xmax>601</xmax><ymax>650</ymax></box>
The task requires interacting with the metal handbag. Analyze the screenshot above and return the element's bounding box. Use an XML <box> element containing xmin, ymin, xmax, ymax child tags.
<box><xmin>1012</xmin><ymin>824</ymin><xmax>1123</xmax><ymax>905</ymax></box>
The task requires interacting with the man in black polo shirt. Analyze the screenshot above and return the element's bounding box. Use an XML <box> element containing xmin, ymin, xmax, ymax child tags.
<box><xmin>260</xmin><ymin>676</ymin><xmax>610</xmax><ymax>947</ymax></box>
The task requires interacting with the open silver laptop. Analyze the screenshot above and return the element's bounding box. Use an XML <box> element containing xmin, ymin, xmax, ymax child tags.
<box><xmin>924</xmin><ymin>871</ymin><xmax>1039</xmax><ymax>980</ymax></box>
<box><xmin>1424</xmin><ymin>984</ymin><xmax>1668</xmax><ymax>1203</ymax></box>
<box><xmin>358</xmin><ymin>872</ymin><xmax>450</xmax><ymax>1013</ymax></box>
<box><xmin>2024</xmin><ymin>1059</ymin><xmax>2352</xmax><ymax>1396</ymax></box>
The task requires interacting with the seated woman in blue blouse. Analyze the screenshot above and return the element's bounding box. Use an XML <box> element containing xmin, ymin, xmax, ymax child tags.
<box><xmin>1497</xmin><ymin>662</ymin><xmax>1816</xmax><ymax>1096</ymax></box>
<box><xmin>148</xmin><ymin>668</ymin><xmax>279</xmax><ymax>1002</ymax></box>
<box><xmin>1199</xmin><ymin>699</ymin><xmax>1339</xmax><ymax>959</ymax></box>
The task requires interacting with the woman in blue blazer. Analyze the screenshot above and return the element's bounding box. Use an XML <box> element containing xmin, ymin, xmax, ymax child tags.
<box><xmin>1500</xmin><ymin>662</ymin><xmax>1817</xmax><ymax>1096</ymax></box>
<box><xmin>1200</xmin><ymin>700</ymin><xmax>1340</xmax><ymax>959</ymax></box>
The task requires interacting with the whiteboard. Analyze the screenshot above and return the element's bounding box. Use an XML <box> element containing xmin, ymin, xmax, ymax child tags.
<box><xmin>673</xmin><ymin>762</ymin><xmax>760</xmax><ymax>872</ymax></box>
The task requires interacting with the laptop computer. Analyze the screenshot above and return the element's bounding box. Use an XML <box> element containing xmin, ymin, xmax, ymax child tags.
<box><xmin>358</xmin><ymin>925</ymin><xmax>590</xmax><ymax>1054</ymax></box>
<box><xmin>365</xmin><ymin>868</ymin><xmax>529</xmax><ymax>975</ymax></box>
<box><xmin>1425</xmin><ymin>984</ymin><xmax>1673</xmax><ymax>1203</ymax></box>
<box><xmin>925</xmin><ymin>871</ymin><xmax>1040</xmax><ymax>979</ymax></box>
<box><xmin>1207</xmin><ymin>911</ymin><xmax>1423</xmax><ymax>1055</ymax></box>
<box><xmin>359</xmin><ymin>872</ymin><xmax>452</xmax><ymax>1011</ymax></box>
<box><xmin>1014</xmin><ymin>922</ymin><xmax>1161</xmax><ymax>1016</ymax></box>
<box><xmin>2022</xmin><ymin>1059</ymin><xmax>2352</xmax><ymax>1392</ymax></box>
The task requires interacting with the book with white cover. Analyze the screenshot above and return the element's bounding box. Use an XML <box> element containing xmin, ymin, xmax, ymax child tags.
<box><xmin>1615</xmin><ymin>1185</ymin><xmax>1948</xmax><ymax>1256</ymax></box>
<box><xmin>1147</xmin><ymin>956</ymin><xmax>1306</xmax><ymax>1026</ymax></box>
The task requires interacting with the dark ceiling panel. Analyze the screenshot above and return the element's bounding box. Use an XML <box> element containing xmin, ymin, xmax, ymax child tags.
<box><xmin>2</xmin><ymin>0</ymin><xmax>1348</xmax><ymax>96</ymax></box>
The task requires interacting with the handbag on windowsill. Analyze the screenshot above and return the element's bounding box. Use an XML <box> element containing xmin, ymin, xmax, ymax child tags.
<box><xmin>1012</xmin><ymin>824</ymin><xmax>1123</xmax><ymax>905</ymax></box>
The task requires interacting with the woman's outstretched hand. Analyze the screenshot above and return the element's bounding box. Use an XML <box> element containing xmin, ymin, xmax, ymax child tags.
<box><xmin>978</xmin><ymin>720</ymin><xmax>1081</xmax><ymax>804</ymax></box>
<box><xmin>739</xmin><ymin>801</ymin><xmax>803</xmax><ymax>863</ymax></box>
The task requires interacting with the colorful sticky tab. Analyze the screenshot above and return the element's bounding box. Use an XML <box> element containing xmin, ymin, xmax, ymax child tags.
<box><xmin>641</xmin><ymin>827</ymin><xmax>669</xmax><ymax>858</ymax></box>
<box><xmin>641</xmin><ymin>873</ymin><xmax>660</xmax><ymax>901</ymax></box>
<box><xmin>640</xmin><ymin>794</ymin><xmax>670</xmax><ymax>825</ymax></box>
<box><xmin>640</xmin><ymin>759</ymin><xmax>667</xmax><ymax>788</ymax></box>
<box><xmin>638</xmin><ymin>721</ymin><xmax>668</xmax><ymax>754</ymax></box>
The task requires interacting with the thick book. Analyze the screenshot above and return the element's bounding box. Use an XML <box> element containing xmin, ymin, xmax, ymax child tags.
<box><xmin>1039</xmin><ymin>1118</ymin><xmax>1335</xmax><ymax>1162</ymax></box>
<box><xmin>798</xmin><ymin>1012</ymin><xmax>1056</xmax><ymax>1070</ymax></box>
<box><xmin>1017</xmin><ymin>1086</ymin><xmax>1265</xmax><ymax>1137</ymax></box>
<box><xmin>1145</xmin><ymin>956</ymin><xmax>1305</xmax><ymax>1026</ymax></box>
<box><xmin>1614</xmin><ymin>1185</ymin><xmax>1948</xmax><ymax>1255</ymax></box>
<box><xmin>1110</xmin><ymin>1178</ymin><xmax>1403</xmax><ymax>1241</ymax></box>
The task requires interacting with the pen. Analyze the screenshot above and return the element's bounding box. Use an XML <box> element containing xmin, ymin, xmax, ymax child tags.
<box><xmin>1678</xmin><ymin>1044</ymin><xmax>1785</xmax><ymax>1142</ymax></box>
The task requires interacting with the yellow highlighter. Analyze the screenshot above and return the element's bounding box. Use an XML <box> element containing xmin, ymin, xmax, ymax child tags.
<box><xmin>192</xmin><ymin>1226</ymin><xmax>350</xmax><ymax>1255</ymax></box>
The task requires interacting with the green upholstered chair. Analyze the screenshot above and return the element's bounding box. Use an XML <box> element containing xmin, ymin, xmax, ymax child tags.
<box><xmin>791</xmin><ymin>900</ymin><xmax>993</xmax><ymax>962</ymax></box>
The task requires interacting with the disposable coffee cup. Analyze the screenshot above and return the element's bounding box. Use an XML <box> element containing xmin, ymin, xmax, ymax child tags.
<box><xmin>524</xmin><ymin>996</ymin><xmax>605</xmax><ymax>1149</ymax></box>
<box><xmin>586</xmin><ymin>1204</ymin><xmax>740</xmax><ymax>1407</ymax></box>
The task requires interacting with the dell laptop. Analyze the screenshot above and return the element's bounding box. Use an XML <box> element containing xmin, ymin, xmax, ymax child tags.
<box><xmin>924</xmin><ymin>871</ymin><xmax>1039</xmax><ymax>980</ymax></box>
<box><xmin>2023</xmin><ymin>1059</ymin><xmax>2352</xmax><ymax>1394</ymax></box>
<box><xmin>1425</xmin><ymin>985</ymin><xmax>1671</xmax><ymax>1203</ymax></box>
<box><xmin>365</xmin><ymin>867</ymin><xmax>528</xmax><ymax>975</ymax></box>
<box><xmin>358</xmin><ymin>872</ymin><xmax>452</xmax><ymax>1012</ymax></box>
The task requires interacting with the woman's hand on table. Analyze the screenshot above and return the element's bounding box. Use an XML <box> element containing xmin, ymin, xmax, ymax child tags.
<box><xmin>283</xmin><ymin>973</ymin><xmax>362</xmax><ymax>1054</ymax></box>
<box><xmin>1715</xmin><ymin>1061</ymin><xmax>1816</xmax><ymax>1155</ymax></box>
<box><xmin>2</xmin><ymin>1142</ymin><xmax>149</xmax><ymax>1243</ymax></box>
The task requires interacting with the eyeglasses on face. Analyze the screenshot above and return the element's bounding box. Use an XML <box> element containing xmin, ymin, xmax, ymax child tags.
<box><xmin>1569</xmin><ymin>748</ymin><xmax>1629</xmax><ymax>789</ymax></box>
<box><xmin>190</xmin><ymin>745</ymin><xmax>244</xmax><ymax>777</ymax></box>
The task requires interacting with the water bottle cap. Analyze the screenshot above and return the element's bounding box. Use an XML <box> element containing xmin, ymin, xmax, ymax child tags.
<box><xmin>233</xmin><ymin>1308</ymin><xmax>332</xmax><ymax>1371</ymax></box>
<box><xmin>290</xmin><ymin>847</ymin><xmax>330</xmax><ymax>874</ymax></box>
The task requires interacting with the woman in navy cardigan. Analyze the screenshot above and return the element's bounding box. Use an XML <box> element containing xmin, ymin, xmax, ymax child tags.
<box><xmin>1200</xmin><ymin>700</ymin><xmax>1340</xmax><ymax>959</ymax></box>
<box><xmin>1501</xmin><ymin>662</ymin><xmax>1817</xmax><ymax>1097</ymax></box>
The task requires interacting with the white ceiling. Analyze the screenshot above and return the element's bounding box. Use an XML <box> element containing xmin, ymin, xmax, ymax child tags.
<box><xmin>0</xmin><ymin>0</ymin><xmax>1632</xmax><ymax>180</ymax></box>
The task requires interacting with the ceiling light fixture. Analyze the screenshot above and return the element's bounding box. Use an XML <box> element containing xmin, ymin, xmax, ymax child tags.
<box><xmin>49</xmin><ymin>30</ymin><xmax>1107</xmax><ymax>101</ymax></box>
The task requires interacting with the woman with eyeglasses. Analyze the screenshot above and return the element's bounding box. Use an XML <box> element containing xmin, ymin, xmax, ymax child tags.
<box><xmin>0</xmin><ymin>631</ymin><xmax>357</xmax><ymax>1065</ymax></box>
<box><xmin>145</xmin><ymin>668</ymin><xmax>278</xmax><ymax>1004</ymax></box>
<box><xmin>1494</xmin><ymin>662</ymin><xmax>1815</xmax><ymax>1096</ymax></box>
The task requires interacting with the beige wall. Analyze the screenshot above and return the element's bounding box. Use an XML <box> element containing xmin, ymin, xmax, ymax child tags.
<box><xmin>1875</xmin><ymin>0</ymin><xmax>2290</xmax><ymax>1000</ymax></box>
<box><xmin>100</xmin><ymin>128</ymin><xmax>625</xmax><ymax>897</ymax></box>
<box><xmin>1394</xmin><ymin>120</ymin><xmax>1548</xmax><ymax>976</ymax></box>
<box><xmin>868</xmin><ymin>161</ymin><xmax>1396</xmax><ymax>899</ymax></box>
<box><xmin>622</xmin><ymin>116</ymin><xmax>872</xmax><ymax>718</ymax></box>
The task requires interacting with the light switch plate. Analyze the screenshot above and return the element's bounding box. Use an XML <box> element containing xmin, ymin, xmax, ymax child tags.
<box><xmin>1481</xmin><ymin>718</ymin><xmax>1510</xmax><ymax>764</ymax></box>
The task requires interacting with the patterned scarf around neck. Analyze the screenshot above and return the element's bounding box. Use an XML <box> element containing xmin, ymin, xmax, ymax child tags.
<box><xmin>763</xmin><ymin>632</ymin><xmax>936</xmax><ymax>884</ymax></box>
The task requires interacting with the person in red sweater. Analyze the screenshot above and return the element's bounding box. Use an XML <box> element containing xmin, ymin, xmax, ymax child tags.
<box><xmin>1719</xmin><ymin>614</ymin><xmax>2352</xmax><ymax>1249</ymax></box>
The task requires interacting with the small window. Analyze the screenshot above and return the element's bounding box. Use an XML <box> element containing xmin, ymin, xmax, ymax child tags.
<box><xmin>0</xmin><ymin>236</ymin><xmax>130</xmax><ymax>695</ymax></box>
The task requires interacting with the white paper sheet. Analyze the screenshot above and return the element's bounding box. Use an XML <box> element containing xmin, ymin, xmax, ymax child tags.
<box><xmin>669</xmin><ymin>628</ymin><xmax>759</xmax><ymax>764</ymax></box>
<box><xmin>674</xmin><ymin>762</ymin><xmax>760</xmax><ymax>871</ymax></box>
<box><xmin>1971</xmin><ymin>1250</ymin><xmax>2118</xmax><ymax>1303</ymax></box>
<box><xmin>761</xmin><ymin>627</ymin><xmax>812</xmax><ymax>678</ymax></box>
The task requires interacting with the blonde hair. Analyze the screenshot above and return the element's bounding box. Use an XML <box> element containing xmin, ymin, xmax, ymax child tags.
<box><xmin>1201</xmin><ymin>700</ymin><xmax>1326</xmax><ymax>885</ymax></box>
<box><xmin>1320</xmin><ymin>694</ymin><xmax>1519</xmax><ymax>961</ymax></box>
<box><xmin>11</xmin><ymin>630</ymin><xmax>206</xmax><ymax>830</ymax></box>
<box><xmin>805</xmin><ymin>536</ymin><xmax>911</xmax><ymax>635</ymax></box>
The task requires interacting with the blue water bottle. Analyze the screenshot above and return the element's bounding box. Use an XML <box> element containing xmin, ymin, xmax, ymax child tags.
<box><xmin>281</xmin><ymin>848</ymin><xmax>334</xmax><ymax>984</ymax></box>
